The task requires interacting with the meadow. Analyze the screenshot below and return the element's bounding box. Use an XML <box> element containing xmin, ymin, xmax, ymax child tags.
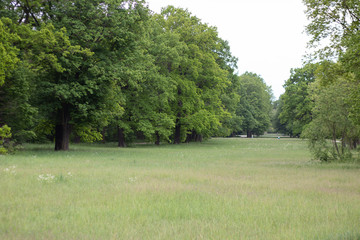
<box><xmin>1</xmin><ymin>138</ymin><xmax>359</xmax><ymax>240</ymax></box>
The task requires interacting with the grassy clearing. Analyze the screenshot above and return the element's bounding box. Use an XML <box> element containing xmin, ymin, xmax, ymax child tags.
<box><xmin>1</xmin><ymin>138</ymin><xmax>359</xmax><ymax>239</ymax></box>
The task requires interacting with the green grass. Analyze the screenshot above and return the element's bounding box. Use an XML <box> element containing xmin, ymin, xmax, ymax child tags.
<box><xmin>1</xmin><ymin>138</ymin><xmax>359</xmax><ymax>239</ymax></box>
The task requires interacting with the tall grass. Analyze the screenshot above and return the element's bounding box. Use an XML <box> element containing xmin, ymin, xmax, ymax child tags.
<box><xmin>1</xmin><ymin>138</ymin><xmax>359</xmax><ymax>239</ymax></box>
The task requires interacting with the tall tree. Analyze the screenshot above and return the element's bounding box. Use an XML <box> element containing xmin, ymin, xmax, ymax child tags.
<box><xmin>237</xmin><ymin>72</ymin><xmax>272</xmax><ymax>137</ymax></box>
<box><xmin>112</xmin><ymin>15</ymin><xmax>178</xmax><ymax>146</ymax></box>
<box><xmin>303</xmin><ymin>0</ymin><xmax>360</xmax><ymax>160</ymax></box>
<box><xmin>0</xmin><ymin>17</ymin><xmax>19</xmax><ymax>86</ymax></box>
<box><xmin>0</xmin><ymin>17</ymin><xmax>19</xmax><ymax>153</ymax></box>
<box><xmin>1</xmin><ymin>0</ymin><xmax>149</xmax><ymax>150</ymax></box>
<box><xmin>278</xmin><ymin>63</ymin><xmax>318</xmax><ymax>137</ymax></box>
<box><xmin>304</xmin><ymin>0</ymin><xmax>360</xmax><ymax>126</ymax></box>
<box><xmin>272</xmin><ymin>99</ymin><xmax>287</xmax><ymax>134</ymax></box>
<box><xmin>157</xmin><ymin>6</ymin><xmax>233</xmax><ymax>143</ymax></box>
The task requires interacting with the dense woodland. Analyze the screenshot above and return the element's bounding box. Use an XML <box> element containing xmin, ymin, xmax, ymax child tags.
<box><xmin>0</xmin><ymin>0</ymin><xmax>360</xmax><ymax>162</ymax></box>
<box><xmin>0</xmin><ymin>0</ymin><xmax>272</xmax><ymax>152</ymax></box>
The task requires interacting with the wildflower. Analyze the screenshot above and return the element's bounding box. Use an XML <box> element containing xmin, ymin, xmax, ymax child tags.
<box><xmin>129</xmin><ymin>177</ymin><xmax>137</xmax><ymax>182</ymax></box>
<box><xmin>3</xmin><ymin>165</ymin><xmax>16</xmax><ymax>175</ymax></box>
<box><xmin>38</xmin><ymin>173</ymin><xmax>55</xmax><ymax>183</ymax></box>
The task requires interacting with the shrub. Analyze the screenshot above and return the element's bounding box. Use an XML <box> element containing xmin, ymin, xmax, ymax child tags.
<box><xmin>0</xmin><ymin>125</ymin><xmax>12</xmax><ymax>154</ymax></box>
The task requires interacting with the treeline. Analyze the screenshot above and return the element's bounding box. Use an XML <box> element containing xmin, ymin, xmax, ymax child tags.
<box><xmin>274</xmin><ymin>0</ymin><xmax>360</xmax><ymax>162</ymax></box>
<box><xmin>0</xmin><ymin>0</ymin><xmax>272</xmax><ymax>152</ymax></box>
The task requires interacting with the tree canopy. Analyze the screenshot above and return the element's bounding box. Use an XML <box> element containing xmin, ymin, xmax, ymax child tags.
<box><xmin>237</xmin><ymin>72</ymin><xmax>272</xmax><ymax>137</ymax></box>
<box><xmin>278</xmin><ymin>63</ymin><xmax>318</xmax><ymax>137</ymax></box>
<box><xmin>0</xmin><ymin>1</ymin><xmax>275</xmax><ymax>151</ymax></box>
<box><xmin>272</xmin><ymin>0</ymin><xmax>360</xmax><ymax>161</ymax></box>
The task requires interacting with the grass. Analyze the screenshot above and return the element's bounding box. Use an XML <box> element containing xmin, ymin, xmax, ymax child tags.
<box><xmin>1</xmin><ymin>138</ymin><xmax>359</xmax><ymax>239</ymax></box>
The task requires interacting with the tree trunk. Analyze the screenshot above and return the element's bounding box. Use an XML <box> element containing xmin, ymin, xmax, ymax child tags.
<box><xmin>174</xmin><ymin>118</ymin><xmax>181</xmax><ymax>144</ymax></box>
<box><xmin>73</xmin><ymin>134</ymin><xmax>81</xmax><ymax>144</ymax></box>
<box><xmin>55</xmin><ymin>105</ymin><xmax>71</xmax><ymax>151</ymax></box>
<box><xmin>155</xmin><ymin>131</ymin><xmax>160</xmax><ymax>145</ymax></box>
<box><xmin>196</xmin><ymin>134</ymin><xmax>203</xmax><ymax>142</ymax></box>
<box><xmin>332</xmin><ymin>125</ymin><xmax>340</xmax><ymax>158</ymax></box>
<box><xmin>174</xmin><ymin>88</ymin><xmax>182</xmax><ymax>144</ymax></box>
<box><xmin>352</xmin><ymin>139</ymin><xmax>359</xmax><ymax>149</ymax></box>
<box><xmin>117</xmin><ymin>127</ymin><xmax>126</xmax><ymax>147</ymax></box>
<box><xmin>185</xmin><ymin>131</ymin><xmax>194</xmax><ymax>143</ymax></box>
<box><xmin>101</xmin><ymin>127</ymin><xmax>106</xmax><ymax>144</ymax></box>
<box><xmin>185</xmin><ymin>131</ymin><xmax>203</xmax><ymax>142</ymax></box>
<box><xmin>247</xmin><ymin>130</ymin><xmax>252</xmax><ymax>138</ymax></box>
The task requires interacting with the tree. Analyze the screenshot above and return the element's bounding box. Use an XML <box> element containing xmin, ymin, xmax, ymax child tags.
<box><xmin>0</xmin><ymin>18</ymin><xmax>19</xmax><ymax>86</ymax></box>
<box><xmin>0</xmin><ymin>61</ymin><xmax>38</xmax><ymax>143</ymax></box>
<box><xmin>0</xmin><ymin>124</ymin><xmax>11</xmax><ymax>154</ymax></box>
<box><xmin>112</xmin><ymin>16</ymin><xmax>178</xmax><ymax>146</ymax></box>
<box><xmin>1</xmin><ymin>2</ymin><xmax>241</xmax><ymax>148</ymax></box>
<box><xmin>219</xmin><ymin>73</ymin><xmax>242</xmax><ymax>137</ymax></box>
<box><xmin>340</xmin><ymin>33</ymin><xmax>360</xmax><ymax>127</ymax></box>
<box><xmin>157</xmin><ymin>6</ymin><xmax>233</xmax><ymax>143</ymax></box>
<box><xmin>303</xmin><ymin>0</ymin><xmax>360</xmax><ymax>160</ymax></box>
<box><xmin>1</xmin><ymin>0</ymin><xmax>149</xmax><ymax>150</ymax></box>
<box><xmin>303</xmin><ymin>0</ymin><xmax>360</xmax><ymax>59</ymax></box>
<box><xmin>272</xmin><ymin>99</ymin><xmax>287</xmax><ymax>134</ymax></box>
<box><xmin>237</xmin><ymin>72</ymin><xmax>272</xmax><ymax>137</ymax></box>
<box><xmin>212</xmin><ymin>38</ymin><xmax>241</xmax><ymax>137</ymax></box>
<box><xmin>278</xmin><ymin>63</ymin><xmax>318</xmax><ymax>137</ymax></box>
<box><xmin>303</xmin><ymin>0</ymin><xmax>360</xmax><ymax>127</ymax></box>
<box><xmin>0</xmin><ymin>17</ymin><xmax>19</xmax><ymax>153</ymax></box>
<box><xmin>303</xmin><ymin>62</ymin><xmax>359</xmax><ymax>161</ymax></box>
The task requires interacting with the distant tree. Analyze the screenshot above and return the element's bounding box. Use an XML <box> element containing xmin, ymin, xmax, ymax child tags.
<box><xmin>113</xmin><ymin>15</ymin><xmax>178</xmax><ymax>146</ymax></box>
<box><xmin>278</xmin><ymin>63</ymin><xmax>318</xmax><ymax>137</ymax></box>
<box><xmin>272</xmin><ymin>99</ymin><xmax>287</xmax><ymax>134</ymax></box>
<box><xmin>219</xmin><ymin>73</ymin><xmax>242</xmax><ymax>137</ymax></box>
<box><xmin>237</xmin><ymin>72</ymin><xmax>272</xmax><ymax>137</ymax></box>
<box><xmin>1</xmin><ymin>2</ymin><xmax>242</xmax><ymax>148</ymax></box>
<box><xmin>157</xmin><ymin>6</ymin><xmax>234</xmax><ymax>143</ymax></box>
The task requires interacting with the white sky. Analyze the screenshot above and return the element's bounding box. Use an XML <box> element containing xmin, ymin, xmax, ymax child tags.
<box><xmin>145</xmin><ymin>0</ymin><xmax>311</xmax><ymax>99</ymax></box>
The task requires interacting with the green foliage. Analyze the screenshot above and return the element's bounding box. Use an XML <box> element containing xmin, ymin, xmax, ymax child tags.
<box><xmin>0</xmin><ymin>0</ymin><xmax>152</xmax><ymax>150</ymax></box>
<box><xmin>219</xmin><ymin>74</ymin><xmax>242</xmax><ymax>136</ymax></box>
<box><xmin>237</xmin><ymin>72</ymin><xmax>272</xmax><ymax>137</ymax></box>
<box><xmin>303</xmin><ymin>1</ymin><xmax>360</xmax><ymax>161</ymax></box>
<box><xmin>155</xmin><ymin>6</ymin><xmax>236</xmax><ymax>142</ymax></box>
<box><xmin>272</xmin><ymin>99</ymin><xmax>287</xmax><ymax>134</ymax></box>
<box><xmin>340</xmin><ymin>35</ymin><xmax>360</xmax><ymax>126</ymax></box>
<box><xmin>303</xmin><ymin>0</ymin><xmax>360</xmax><ymax>59</ymax></box>
<box><xmin>112</xmin><ymin>14</ymin><xmax>178</xmax><ymax>145</ymax></box>
<box><xmin>74</xmin><ymin>126</ymin><xmax>103</xmax><ymax>143</ymax></box>
<box><xmin>303</xmin><ymin>62</ymin><xmax>359</xmax><ymax>162</ymax></box>
<box><xmin>278</xmin><ymin>63</ymin><xmax>318</xmax><ymax>136</ymax></box>
<box><xmin>0</xmin><ymin>63</ymin><xmax>38</xmax><ymax>142</ymax></box>
<box><xmin>0</xmin><ymin>124</ymin><xmax>11</xmax><ymax>154</ymax></box>
<box><xmin>0</xmin><ymin>18</ymin><xmax>38</xmax><ymax>143</ymax></box>
<box><xmin>0</xmin><ymin>2</ymin><xmax>241</xmax><ymax>148</ymax></box>
<box><xmin>0</xmin><ymin>18</ymin><xmax>20</xmax><ymax>86</ymax></box>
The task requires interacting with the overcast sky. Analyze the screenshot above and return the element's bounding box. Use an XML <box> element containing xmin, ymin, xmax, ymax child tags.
<box><xmin>145</xmin><ymin>0</ymin><xmax>310</xmax><ymax>99</ymax></box>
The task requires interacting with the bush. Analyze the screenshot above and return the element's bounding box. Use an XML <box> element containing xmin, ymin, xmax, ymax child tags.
<box><xmin>0</xmin><ymin>125</ymin><xmax>12</xmax><ymax>154</ymax></box>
